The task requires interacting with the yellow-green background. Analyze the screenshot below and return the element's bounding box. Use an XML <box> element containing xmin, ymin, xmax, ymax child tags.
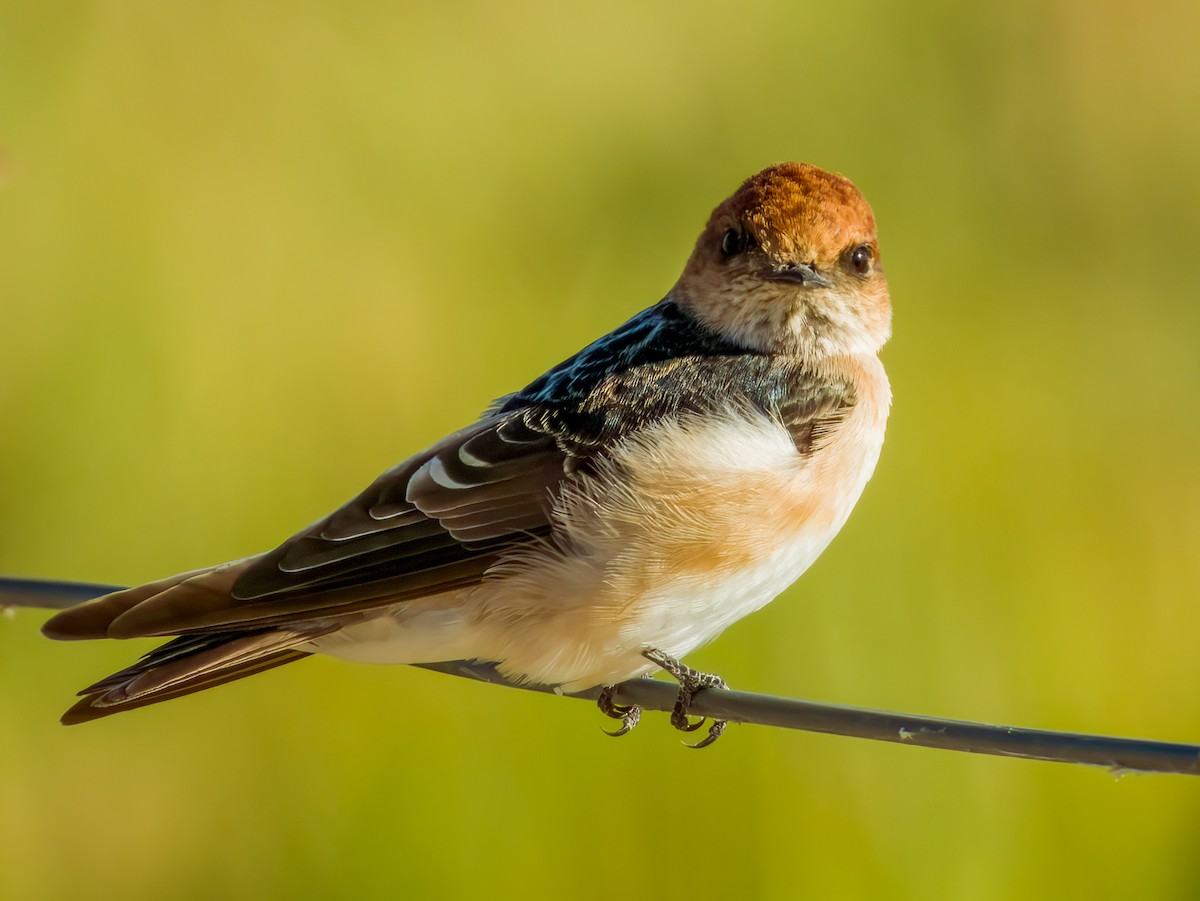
<box><xmin>3</xmin><ymin>2</ymin><xmax>1199</xmax><ymax>899</ymax></box>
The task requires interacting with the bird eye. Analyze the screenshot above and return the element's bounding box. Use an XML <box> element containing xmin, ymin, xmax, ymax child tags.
<box><xmin>721</xmin><ymin>228</ymin><xmax>744</xmax><ymax>257</ymax></box>
<box><xmin>849</xmin><ymin>243</ymin><xmax>873</xmax><ymax>275</ymax></box>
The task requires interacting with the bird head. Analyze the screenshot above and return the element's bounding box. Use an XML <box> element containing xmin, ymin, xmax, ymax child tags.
<box><xmin>672</xmin><ymin>162</ymin><xmax>891</xmax><ymax>359</ymax></box>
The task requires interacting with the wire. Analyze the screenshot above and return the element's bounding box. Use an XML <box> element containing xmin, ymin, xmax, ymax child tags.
<box><xmin>6</xmin><ymin>576</ymin><xmax>1197</xmax><ymax>775</ymax></box>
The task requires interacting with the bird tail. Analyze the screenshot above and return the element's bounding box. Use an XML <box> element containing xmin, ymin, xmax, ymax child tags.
<box><xmin>59</xmin><ymin>628</ymin><xmax>321</xmax><ymax>725</ymax></box>
<box><xmin>9</xmin><ymin>571</ymin><xmax>334</xmax><ymax>724</ymax></box>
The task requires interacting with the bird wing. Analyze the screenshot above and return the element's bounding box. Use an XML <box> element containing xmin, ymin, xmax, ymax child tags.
<box><xmin>47</xmin><ymin>413</ymin><xmax>571</xmax><ymax>639</ymax></box>
<box><xmin>42</xmin><ymin>414</ymin><xmax>571</xmax><ymax>724</ymax></box>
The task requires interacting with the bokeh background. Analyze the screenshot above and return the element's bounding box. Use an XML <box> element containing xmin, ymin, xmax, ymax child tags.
<box><xmin>3</xmin><ymin>2</ymin><xmax>1200</xmax><ymax>898</ymax></box>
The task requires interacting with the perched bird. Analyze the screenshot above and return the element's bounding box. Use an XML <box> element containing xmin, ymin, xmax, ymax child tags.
<box><xmin>41</xmin><ymin>162</ymin><xmax>892</xmax><ymax>744</ymax></box>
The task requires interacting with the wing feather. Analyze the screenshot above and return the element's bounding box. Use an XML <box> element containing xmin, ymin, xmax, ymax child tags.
<box><xmin>53</xmin><ymin>415</ymin><xmax>567</xmax><ymax>637</ymax></box>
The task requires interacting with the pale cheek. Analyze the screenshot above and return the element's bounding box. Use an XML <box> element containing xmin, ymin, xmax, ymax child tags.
<box><xmin>786</xmin><ymin>290</ymin><xmax>890</xmax><ymax>356</ymax></box>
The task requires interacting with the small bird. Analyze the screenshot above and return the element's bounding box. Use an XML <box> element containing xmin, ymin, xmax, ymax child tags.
<box><xmin>42</xmin><ymin>162</ymin><xmax>892</xmax><ymax>744</ymax></box>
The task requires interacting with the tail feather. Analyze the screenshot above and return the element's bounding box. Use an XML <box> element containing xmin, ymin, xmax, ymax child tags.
<box><xmin>16</xmin><ymin>571</ymin><xmax>342</xmax><ymax>724</ymax></box>
<box><xmin>61</xmin><ymin>627</ymin><xmax>333</xmax><ymax>725</ymax></box>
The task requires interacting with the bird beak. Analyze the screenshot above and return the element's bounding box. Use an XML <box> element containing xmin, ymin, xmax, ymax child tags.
<box><xmin>766</xmin><ymin>263</ymin><xmax>833</xmax><ymax>288</ymax></box>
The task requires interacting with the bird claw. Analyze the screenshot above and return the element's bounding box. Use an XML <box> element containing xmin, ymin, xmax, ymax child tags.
<box><xmin>672</xmin><ymin>712</ymin><xmax>706</xmax><ymax>733</ymax></box>
<box><xmin>595</xmin><ymin>651</ymin><xmax>730</xmax><ymax>746</ymax></box>
<box><xmin>642</xmin><ymin>648</ymin><xmax>729</xmax><ymax>749</ymax></box>
<box><xmin>597</xmin><ymin>684</ymin><xmax>641</xmax><ymax>737</ymax></box>
<box><xmin>685</xmin><ymin>718</ymin><xmax>726</xmax><ymax>749</ymax></box>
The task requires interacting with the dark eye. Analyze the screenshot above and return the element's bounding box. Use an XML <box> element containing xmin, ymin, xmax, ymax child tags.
<box><xmin>849</xmin><ymin>243</ymin><xmax>873</xmax><ymax>275</ymax></box>
<box><xmin>721</xmin><ymin>228</ymin><xmax>744</xmax><ymax>257</ymax></box>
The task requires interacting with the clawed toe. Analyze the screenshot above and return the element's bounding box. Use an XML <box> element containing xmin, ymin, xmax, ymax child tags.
<box><xmin>597</xmin><ymin>684</ymin><xmax>641</xmax><ymax>737</ymax></box>
<box><xmin>671</xmin><ymin>711</ymin><xmax>706</xmax><ymax>733</ymax></box>
<box><xmin>687</xmin><ymin>718</ymin><xmax>726</xmax><ymax>750</ymax></box>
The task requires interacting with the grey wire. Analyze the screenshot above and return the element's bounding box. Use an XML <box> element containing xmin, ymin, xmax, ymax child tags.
<box><xmin>5</xmin><ymin>576</ymin><xmax>1197</xmax><ymax>775</ymax></box>
<box><xmin>0</xmin><ymin>577</ymin><xmax>126</xmax><ymax>610</ymax></box>
<box><xmin>416</xmin><ymin>660</ymin><xmax>1200</xmax><ymax>775</ymax></box>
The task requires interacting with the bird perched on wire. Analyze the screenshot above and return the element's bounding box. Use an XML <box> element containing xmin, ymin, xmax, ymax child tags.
<box><xmin>40</xmin><ymin>162</ymin><xmax>892</xmax><ymax>745</ymax></box>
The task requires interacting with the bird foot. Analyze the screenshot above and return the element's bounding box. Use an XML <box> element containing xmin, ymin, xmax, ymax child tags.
<box><xmin>643</xmin><ymin>648</ymin><xmax>729</xmax><ymax>749</ymax></box>
<box><xmin>596</xmin><ymin>650</ymin><xmax>729</xmax><ymax>747</ymax></box>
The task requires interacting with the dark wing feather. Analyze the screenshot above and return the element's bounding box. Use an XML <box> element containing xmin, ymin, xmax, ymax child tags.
<box><xmin>91</xmin><ymin>416</ymin><xmax>569</xmax><ymax>637</ymax></box>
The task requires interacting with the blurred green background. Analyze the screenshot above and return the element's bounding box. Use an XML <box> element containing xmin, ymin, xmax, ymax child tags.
<box><xmin>3</xmin><ymin>1</ymin><xmax>1200</xmax><ymax>898</ymax></box>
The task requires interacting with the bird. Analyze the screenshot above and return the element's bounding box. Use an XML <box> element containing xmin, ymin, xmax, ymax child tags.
<box><xmin>40</xmin><ymin>162</ymin><xmax>892</xmax><ymax>745</ymax></box>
